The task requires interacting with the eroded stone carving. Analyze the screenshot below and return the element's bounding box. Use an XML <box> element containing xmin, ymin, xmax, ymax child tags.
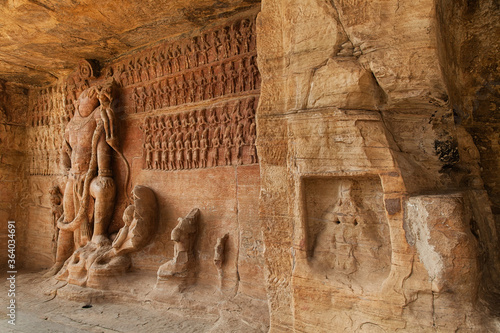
<box><xmin>304</xmin><ymin>177</ymin><xmax>391</xmax><ymax>288</ymax></box>
<box><xmin>86</xmin><ymin>185</ymin><xmax>158</xmax><ymax>288</ymax></box>
<box><xmin>49</xmin><ymin>186</ymin><xmax>63</xmax><ymax>261</ymax></box>
<box><xmin>50</xmin><ymin>185</ymin><xmax>157</xmax><ymax>287</ymax></box>
<box><xmin>156</xmin><ymin>208</ymin><xmax>200</xmax><ymax>292</ymax></box>
<box><xmin>214</xmin><ymin>233</ymin><xmax>229</xmax><ymax>270</ymax></box>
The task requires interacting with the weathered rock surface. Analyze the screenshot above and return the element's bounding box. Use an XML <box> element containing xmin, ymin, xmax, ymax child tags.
<box><xmin>257</xmin><ymin>0</ymin><xmax>499</xmax><ymax>331</ymax></box>
<box><xmin>0</xmin><ymin>0</ymin><xmax>499</xmax><ymax>332</ymax></box>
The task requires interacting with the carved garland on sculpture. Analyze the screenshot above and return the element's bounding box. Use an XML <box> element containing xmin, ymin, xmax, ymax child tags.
<box><xmin>141</xmin><ymin>96</ymin><xmax>258</xmax><ymax>170</ymax></box>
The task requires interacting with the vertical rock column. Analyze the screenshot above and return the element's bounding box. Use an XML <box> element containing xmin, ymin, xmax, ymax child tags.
<box><xmin>257</xmin><ymin>0</ymin><xmax>497</xmax><ymax>331</ymax></box>
<box><xmin>0</xmin><ymin>82</ymin><xmax>28</xmax><ymax>271</ymax></box>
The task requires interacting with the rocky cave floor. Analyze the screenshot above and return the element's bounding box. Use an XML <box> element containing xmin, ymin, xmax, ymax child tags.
<box><xmin>0</xmin><ymin>270</ymin><xmax>266</xmax><ymax>332</ymax></box>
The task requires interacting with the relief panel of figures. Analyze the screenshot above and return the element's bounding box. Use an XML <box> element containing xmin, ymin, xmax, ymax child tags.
<box><xmin>103</xmin><ymin>17</ymin><xmax>259</xmax><ymax>114</ymax></box>
<box><xmin>141</xmin><ymin>96</ymin><xmax>258</xmax><ymax>170</ymax></box>
<box><xmin>27</xmin><ymin>84</ymin><xmax>68</xmax><ymax>176</ymax></box>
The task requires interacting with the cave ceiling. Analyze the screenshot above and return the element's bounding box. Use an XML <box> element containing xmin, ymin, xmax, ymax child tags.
<box><xmin>0</xmin><ymin>0</ymin><xmax>259</xmax><ymax>86</ymax></box>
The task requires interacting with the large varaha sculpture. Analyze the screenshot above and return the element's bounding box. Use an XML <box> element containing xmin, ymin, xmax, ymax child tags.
<box><xmin>44</xmin><ymin>76</ymin><xmax>157</xmax><ymax>286</ymax></box>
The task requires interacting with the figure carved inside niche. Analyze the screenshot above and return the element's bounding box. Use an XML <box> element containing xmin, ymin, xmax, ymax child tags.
<box><xmin>44</xmin><ymin>81</ymin><xmax>129</xmax><ymax>277</ymax></box>
<box><xmin>157</xmin><ymin>208</ymin><xmax>200</xmax><ymax>291</ymax></box>
<box><xmin>308</xmin><ymin>178</ymin><xmax>391</xmax><ymax>285</ymax></box>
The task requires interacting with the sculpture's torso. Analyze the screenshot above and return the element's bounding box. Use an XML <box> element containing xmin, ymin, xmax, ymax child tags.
<box><xmin>66</xmin><ymin>110</ymin><xmax>99</xmax><ymax>174</ymax></box>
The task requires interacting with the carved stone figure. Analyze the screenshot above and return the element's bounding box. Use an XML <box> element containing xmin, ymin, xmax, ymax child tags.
<box><xmin>308</xmin><ymin>178</ymin><xmax>391</xmax><ymax>284</ymax></box>
<box><xmin>168</xmin><ymin>133</ymin><xmax>176</xmax><ymax>170</ymax></box>
<box><xmin>211</xmin><ymin>127</ymin><xmax>221</xmax><ymax>167</ymax></box>
<box><xmin>111</xmin><ymin>186</ymin><xmax>157</xmax><ymax>257</ymax></box>
<box><xmin>248</xmin><ymin>122</ymin><xmax>257</xmax><ymax>164</ymax></box>
<box><xmin>234</xmin><ymin>123</ymin><xmax>245</xmax><ymax>164</ymax></box>
<box><xmin>192</xmin><ymin>131</ymin><xmax>200</xmax><ymax>168</ymax></box>
<box><xmin>184</xmin><ymin>132</ymin><xmax>192</xmax><ymax>169</ymax></box>
<box><xmin>154</xmin><ymin>134</ymin><xmax>162</xmax><ymax>169</ymax></box>
<box><xmin>223</xmin><ymin>126</ymin><xmax>232</xmax><ymax>165</ymax></box>
<box><xmin>200</xmin><ymin>128</ymin><xmax>209</xmax><ymax>168</ymax></box>
<box><xmin>214</xmin><ymin>233</ymin><xmax>229</xmax><ymax>270</ymax></box>
<box><xmin>144</xmin><ymin>137</ymin><xmax>154</xmax><ymax>169</ymax></box>
<box><xmin>161</xmin><ymin>133</ymin><xmax>169</xmax><ymax>170</ymax></box>
<box><xmin>156</xmin><ymin>208</ymin><xmax>200</xmax><ymax>292</ymax></box>
<box><xmin>49</xmin><ymin>186</ymin><xmax>63</xmax><ymax>260</ymax></box>
<box><xmin>45</xmin><ymin>83</ymin><xmax>119</xmax><ymax>277</ymax></box>
<box><xmin>86</xmin><ymin>185</ymin><xmax>157</xmax><ymax>288</ymax></box>
<box><xmin>96</xmin><ymin>81</ymin><xmax>116</xmax><ymax>141</ymax></box>
<box><xmin>176</xmin><ymin>132</ymin><xmax>184</xmax><ymax>170</ymax></box>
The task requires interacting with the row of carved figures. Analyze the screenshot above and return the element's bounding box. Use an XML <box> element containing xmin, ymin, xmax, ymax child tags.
<box><xmin>110</xmin><ymin>17</ymin><xmax>256</xmax><ymax>88</ymax></box>
<box><xmin>28</xmin><ymin>126</ymin><xmax>64</xmax><ymax>175</ymax></box>
<box><xmin>129</xmin><ymin>55</ymin><xmax>259</xmax><ymax>113</ymax></box>
<box><xmin>29</xmin><ymin>84</ymin><xmax>70</xmax><ymax>127</ymax></box>
<box><xmin>142</xmin><ymin>97</ymin><xmax>258</xmax><ymax>170</ymax></box>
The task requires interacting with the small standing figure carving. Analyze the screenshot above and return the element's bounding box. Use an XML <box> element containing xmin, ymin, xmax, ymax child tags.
<box><xmin>223</xmin><ymin>126</ymin><xmax>232</xmax><ymax>166</ymax></box>
<box><xmin>144</xmin><ymin>136</ymin><xmax>154</xmax><ymax>169</ymax></box>
<box><xmin>211</xmin><ymin>127</ymin><xmax>221</xmax><ymax>167</ymax></box>
<box><xmin>49</xmin><ymin>186</ymin><xmax>64</xmax><ymax>261</ymax></box>
<box><xmin>200</xmin><ymin>128</ymin><xmax>209</xmax><ymax>168</ymax></box>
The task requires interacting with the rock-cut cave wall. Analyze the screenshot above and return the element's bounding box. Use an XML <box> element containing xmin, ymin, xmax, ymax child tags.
<box><xmin>16</xmin><ymin>7</ymin><xmax>269</xmax><ymax>329</ymax></box>
<box><xmin>0</xmin><ymin>0</ymin><xmax>498</xmax><ymax>332</ymax></box>
<box><xmin>256</xmin><ymin>0</ymin><xmax>499</xmax><ymax>331</ymax></box>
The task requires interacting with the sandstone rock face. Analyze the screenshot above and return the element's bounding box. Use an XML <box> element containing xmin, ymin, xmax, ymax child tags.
<box><xmin>0</xmin><ymin>82</ymin><xmax>29</xmax><ymax>271</ymax></box>
<box><xmin>257</xmin><ymin>0</ymin><xmax>499</xmax><ymax>331</ymax></box>
<box><xmin>0</xmin><ymin>0</ymin><xmax>499</xmax><ymax>332</ymax></box>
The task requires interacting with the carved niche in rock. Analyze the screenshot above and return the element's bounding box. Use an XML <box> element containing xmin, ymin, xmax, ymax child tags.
<box><xmin>156</xmin><ymin>208</ymin><xmax>200</xmax><ymax>293</ymax></box>
<box><xmin>303</xmin><ymin>176</ymin><xmax>391</xmax><ymax>289</ymax></box>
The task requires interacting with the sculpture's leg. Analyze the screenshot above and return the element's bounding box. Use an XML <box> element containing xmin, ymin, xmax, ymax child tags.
<box><xmin>90</xmin><ymin>176</ymin><xmax>116</xmax><ymax>246</ymax></box>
